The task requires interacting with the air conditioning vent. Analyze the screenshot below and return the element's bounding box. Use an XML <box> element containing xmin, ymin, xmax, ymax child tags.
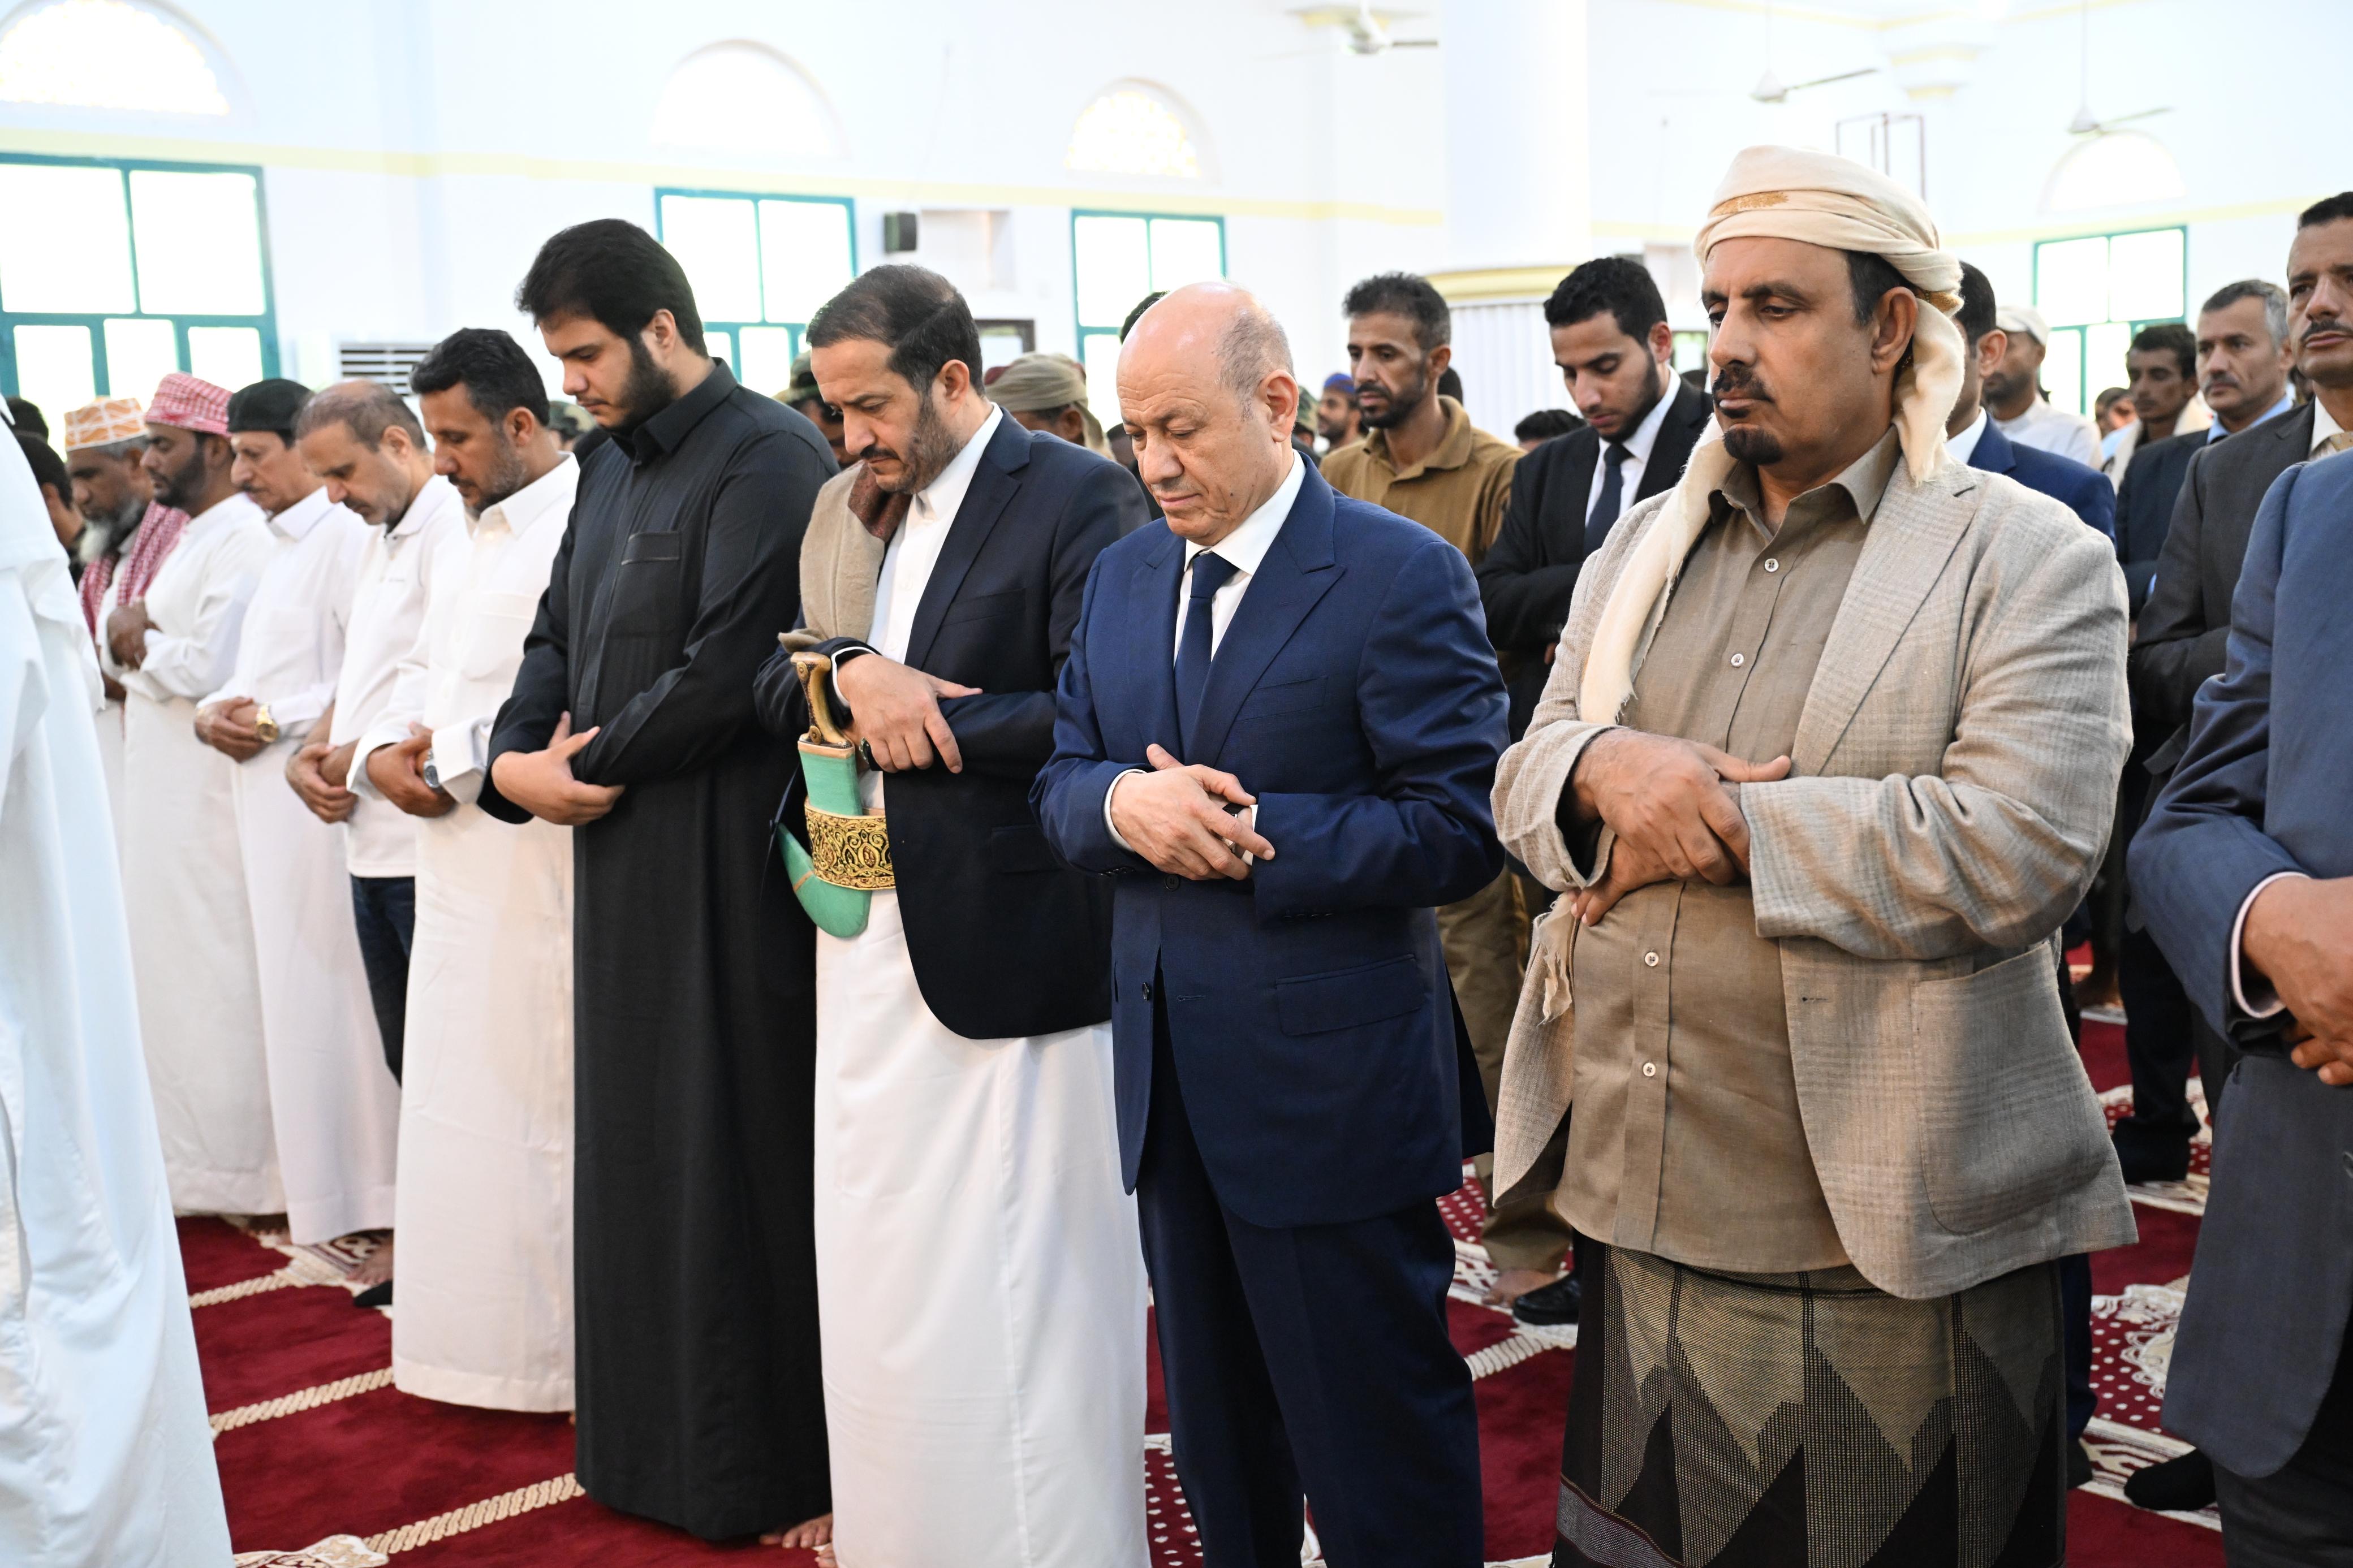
<box><xmin>336</xmin><ymin>342</ymin><xmax>436</xmax><ymax>396</ymax></box>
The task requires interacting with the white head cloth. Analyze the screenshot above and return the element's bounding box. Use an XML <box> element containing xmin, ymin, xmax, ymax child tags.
<box><xmin>1579</xmin><ymin>145</ymin><xmax>1965</xmax><ymax>724</ymax></box>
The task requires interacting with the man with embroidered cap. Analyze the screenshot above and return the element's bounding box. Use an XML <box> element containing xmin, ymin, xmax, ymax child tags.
<box><xmin>1492</xmin><ymin>148</ymin><xmax>2135</xmax><ymax>1565</ymax></box>
<box><xmin>103</xmin><ymin>372</ymin><xmax>283</xmax><ymax>1219</ymax></box>
<box><xmin>62</xmin><ymin>394</ymin><xmax>188</xmax><ymax>828</ymax></box>
<box><xmin>194</xmin><ymin>378</ymin><xmax>398</xmax><ymax>1250</ymax></box>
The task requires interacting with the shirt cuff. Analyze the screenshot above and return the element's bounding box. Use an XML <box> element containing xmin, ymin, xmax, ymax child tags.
<box><xmin>347</xmin><ymin>722</ymin><xmax>406</xmax><ymax>800</ymax></box>
<box><xmin>2230</xmin><ymin>871</ymin><xmax>2308</xmax><ymax>1019</ymax></box>
<box><xmin>1104</xmin><ymin>768</ymin><xmax>1145</xmax><ymax>853</ymax></box>
<box><xmin>429</xmin><ymin>720</ymin><xmax>492</xmax><ymax>807</ymax></box>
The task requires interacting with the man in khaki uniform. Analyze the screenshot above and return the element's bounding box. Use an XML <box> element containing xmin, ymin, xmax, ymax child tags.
<box><xmin>1493</xmin><ymin>148</ymin><xmax>2133</xmax><ymax>1565</ymax></box>
<box><xmin>1321</xmin><ymin>272</ymin><xmax>1542</xmax><ymax>1300</ymax></box>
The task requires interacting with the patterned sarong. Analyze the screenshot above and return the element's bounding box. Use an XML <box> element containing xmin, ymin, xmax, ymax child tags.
<box><xmin>1555</xmin><ymin>1237</ymin><xmax>2064</xmax><ymax>1568</ymax></box>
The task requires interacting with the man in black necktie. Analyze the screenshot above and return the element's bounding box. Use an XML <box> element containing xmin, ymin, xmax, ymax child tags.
<box><xmin>1469</xmin><ymin>256</ymin><xmax>1712</xmax><ymax>1321</ymax></box>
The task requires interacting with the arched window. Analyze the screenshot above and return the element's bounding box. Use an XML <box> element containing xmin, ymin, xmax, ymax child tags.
<box><xmin>0</xmin><ymin>0</ymin><xmax>226</xmax><ymax>115</ymax></box>
<box><xmin>650</xmin><ymin>42</ymin><xmax>843</xmax><ymax>159</ymax></box>
<box><xmin>1066</xmin><ymin>85</ymin><xmax>1206</xmax><ymax>181</ymax></box>
<box><xmin>2040</xmin><ymin>131</ymin><xmax>2186</xmax><ymax>215</ymax></box>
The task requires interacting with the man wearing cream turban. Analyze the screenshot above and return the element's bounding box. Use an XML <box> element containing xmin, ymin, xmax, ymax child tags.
<box><xmin>984</xmin><ymin>350</ymin><xmax>1113</xmax><ymax>457</ymax></box>
<box><xmin>1490</xmin><ymin>148</ymin><xmax>2135</xmax><ymax>1566</ymax></box>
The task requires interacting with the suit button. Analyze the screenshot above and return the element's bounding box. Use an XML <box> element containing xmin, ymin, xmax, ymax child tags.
<box><xmin>1141</xmin><ymin>982</ymin><xmax>1154</xmax><ymax>1001</ymax></box>
<box><xmin>1163</xmin><ymin>874</ymin><xmax>1180</xmax><ymax>889</ymax></box>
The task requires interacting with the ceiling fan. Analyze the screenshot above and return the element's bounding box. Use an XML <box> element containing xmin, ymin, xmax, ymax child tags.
<box><xmin>1748</xmin><ymin>3</ymin><xmax>1876</xmax><ymax>104</ymax></box>
<box><xmin>1286</xmin><ymin>2</ymin><xmax>1438</xmax><ymax>55</ymax></box>
<box><xmin>2065</xmin><ymin>0</ymin><xmax>2169</xmax><ymax>133</ymax></box>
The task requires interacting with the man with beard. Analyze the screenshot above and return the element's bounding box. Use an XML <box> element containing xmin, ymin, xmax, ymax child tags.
<box><xmin>1492</xmin><ymin>149</ymin><xmax>2132</xmax><ymax>1563</ymax></box>
<box><xmin>1321</xmin><ymin>273</ymin><xmax>1524</xmax><ymax>1253</ymax></box>
<box><xmin>290</xmin><ymin>381</ymin><xmax>465</xmax><ymax>1302</ymax></box>
<box><xmin>484</xmin><ymin>219</ymin><xmax>835</xmax><ymax>1547</ymax></box>
<box><xmin>62</xmin><ymin>396</ymin><xmax>188</xmax><ymax>829</ymax></box>
<box><xmin>194</xmin><ymin>379</ymin><xmax>397</xmax><ymax>1251</ymax></box>
<box><xmin>749</xmin><ymin>266</ymin><xmax>1147</xmax><ymax>1567</ymax></box>
<box><xmin>353</xmin><ymin>329</ymin><xmax>578</xmax><ymax>1413</ymax></box>
<box><xmin>102</xmin><ymin>374</ymin><xmax>281</xmax><ymax>1220</ymax></box>
<box><xmin>1472</xmin><ymin>255</ymin><xmax>1714</xmax><ymax>1325</ymax></box>
<box><xmin>1984</xmin><ymin>303</ymin><xmax>2104</xmax><ymax>466</ymax></box>
<box><xmin>1315</xmin><ymin>372</ymin><xmax>1362</xmax><ymax>450</ymax></box>
<box><xmin>2100</xmin><ymin>322</ymin><xmax>2207</xmax><ymax>485</ymax></box>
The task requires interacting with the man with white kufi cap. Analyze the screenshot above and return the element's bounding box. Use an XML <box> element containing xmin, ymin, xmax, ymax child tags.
<box><xmin>1490</xmin><ymin>147</ymin><xmax>2135</xmax><ymax>1563</ymax></box>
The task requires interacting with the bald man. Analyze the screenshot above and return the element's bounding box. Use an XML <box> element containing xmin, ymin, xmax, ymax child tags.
<box><xmin>1036</xmin><ymin>284</ymin><xmax>1505</xmax><ymax>1567</ymax></box>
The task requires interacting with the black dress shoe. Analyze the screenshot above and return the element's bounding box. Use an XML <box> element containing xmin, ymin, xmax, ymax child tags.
<box><xmin>2068</xmin><ymin>1439</ymin><xmax>2095</xmax><ymax>1489</ymax></box>
<box><xmin>2111</xmin><ymin>1133</ymin><xmax>2191</xmax><ymax>1186</ymax></box>
<box><xmin>352</xmin><ymin>1280</ymin><xmax>393</xmax><ymax>1310</ymax></box>
<box><xmin>2124</xmin><ymin>1448</ymin><xmax>2216</xmax><ymax>1511</ymax></box>
<box><xmin>1512</xmin><ymin>1273</ymin><xmax>1580</xmax><ymax>1326</ymax></box>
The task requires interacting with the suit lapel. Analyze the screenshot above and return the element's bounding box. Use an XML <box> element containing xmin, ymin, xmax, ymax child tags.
<box><xmin>1188</xmin><ymin>469</ymin><xmax>1342</xmax><ymax>766</ymax></box>
<box><xmin>1632</xmin><ymin>380</ymin><xmax>1710</xmax><ymax>506</ymax></box>
<box><xmin>903</xmin><ymin>420</ymin><xmax>1027</xmax><ymax>670</ymax></box>
<box><xmin>1129</xmin><ymin>528</ymin><xmax>1186</xmax><ymax>755</ymax></box>
<box><xmin>1791</xmin><ymin>460</ymin><xmax>1979</xmax><ymax>776</ymax></box>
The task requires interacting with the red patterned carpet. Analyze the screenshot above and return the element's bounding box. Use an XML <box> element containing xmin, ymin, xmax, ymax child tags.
<box><xmin>206</xmin><ymin>1017</ymin><xmax>2220</xmax><ymax>1567</ymax></box>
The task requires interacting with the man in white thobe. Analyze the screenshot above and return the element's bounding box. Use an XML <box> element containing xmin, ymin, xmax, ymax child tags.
<box><xmin>195</xmin><ymin>379</ymin><xmax>399</xmax><ymax>1247</ymax></box>
<box><xmin>753</xmin><ymin>266</ymin><xmax>1149</xmax><ymax>1567</ymax></box>
<box><xmin>354</xmin><ymin>330</ymin><xmax>577</xmax><ymax>1410</ymax></box>
<box><xmin>0</xmin><ymin>428</ymin><xmax>234</xmax><ymax>1568</ymax></box>
<box><xmin>288</xmin><ymin>382</ymin><xmax>462</xmax><ymax>1301</ymax></box>
<box><xmin>61</xmin><ymin>396</ymin><xmax>186</xmax><ymax>837</ymax></box>
<box><xmin>103</xmin><ymin>373</ymin><xmax>280</xmax><ymax>1217</ymax></box>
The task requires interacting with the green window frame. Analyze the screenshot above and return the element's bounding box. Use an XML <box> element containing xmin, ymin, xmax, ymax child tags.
<box><xmin>0</xmin><ymin>152</ymin><xmax>279</xmax><ymax>422</ymax></box>
<box><xmin>2032</xmin><ymin>225</ymin><xmax>2188</xmax><ymax>418</ymax></box>
<box><xmin>652</xmin><ymin>188</ymin><xmax>858</xmax><ymax>400</ymax></box>
<box><xmin>1071</xmin><ymin>210</ymin><xmax>1227</xmax><ymax>427</ymax></box>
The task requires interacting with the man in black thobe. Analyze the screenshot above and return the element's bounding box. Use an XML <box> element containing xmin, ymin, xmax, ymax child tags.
<box><xmin>483</xmin><ymin>219</ymin><xmax>836</xmax><ymax>1547</ymax></box>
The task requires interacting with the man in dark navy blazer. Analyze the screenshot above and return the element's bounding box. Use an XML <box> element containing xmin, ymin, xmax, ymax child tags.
<box><xmin>1035</xmin><ymin>283</ymin><xmax>1505</xmax><ymax>1567</ymax></box>
<box><xmin>2132</xmin><ymin>450</ymin><xmax>2353</xmax><ymax>1564</ymax></box>
<box><xmin>1947</xmin><ymin>265</ymin><xmax>2115</xmax><ymax>538</ymax></box>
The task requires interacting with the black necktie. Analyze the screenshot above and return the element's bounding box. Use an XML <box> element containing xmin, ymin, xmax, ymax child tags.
<box><xmin>1584</xmin><ymin>442</ymin><xmax>1631</xmax><ymax>557</ymax></box>
<box><xmin>1175</xmin><ymin>550</ymin><xmax>1239</xmax><ymax>752</ymax></box>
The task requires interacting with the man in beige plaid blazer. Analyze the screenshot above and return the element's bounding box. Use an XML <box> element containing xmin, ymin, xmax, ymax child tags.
<box><xmin>1497</xmin><ymin>146</ymin><xmax>2137</xmax><ymax>1567</ymax></box>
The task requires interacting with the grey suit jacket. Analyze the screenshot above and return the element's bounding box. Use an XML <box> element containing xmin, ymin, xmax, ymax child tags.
<box><xmin>2128</xmin><ymin>401</ymin><xmax>2315</xmax><ymax>742</ymax></box>
<box><xmin>1492</xmin><ymin>450</ymin><xmax>2138</xmax><ymax>1300</ymax></box>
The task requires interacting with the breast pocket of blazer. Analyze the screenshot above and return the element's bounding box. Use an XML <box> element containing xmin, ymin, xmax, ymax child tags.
<box><xmin>1236</xmin><ymin>675</ymin><xmax>1330</xmax><ymax>721</ymax></box>
<box><xmin>607</xmin><ymin>530</ymin><xmax>686</xmax><ymax>638</ymax></box>
<box><xmin>939</xmin><ymin>587</ymin><xmax>1027</xmax><ymax>629</ymax></box>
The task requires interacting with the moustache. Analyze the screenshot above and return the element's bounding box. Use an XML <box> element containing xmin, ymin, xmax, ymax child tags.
<box><xmin>854</xmin><ymin>441</ymin><xmax>903</xmax><ymax>466</ymax></box>
<box><xmin>1710</xmin><ymin>368</ymin><xmax>1773</xmax><ymax>404</ymax></box>
<box><xmin>2300</xmin><ymin>317</ymin><xmax>2347</xmax><ymax>345</ymax></box>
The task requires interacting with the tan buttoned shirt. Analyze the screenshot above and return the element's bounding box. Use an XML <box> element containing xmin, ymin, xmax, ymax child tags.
<box><xmin>1557</xmin><ymin>427</ymin><xmax>1902</xmax><ymax>1273</ymax></box>
<box><xmin>1320</xmin><ymin>395</ymin><xmax>1520</xmax><ymax>563</ymax></box>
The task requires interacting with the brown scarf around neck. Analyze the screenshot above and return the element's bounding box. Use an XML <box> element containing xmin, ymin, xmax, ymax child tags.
<box><xmin>846</xmin><ymin>464</ymin><xmax>912</xmax><ymax>544</ymax></box>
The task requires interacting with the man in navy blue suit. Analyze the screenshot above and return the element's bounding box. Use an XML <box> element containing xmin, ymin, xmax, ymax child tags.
<box><xmin>2131</xmin><ymin>448</ymin><xmax>2353</xmax><ymax>1564</ymax></box>
<box><xmin>1035</xmin><ymin>283</ymin><xmax>1505</xmax><ymax>1567</ymax></box>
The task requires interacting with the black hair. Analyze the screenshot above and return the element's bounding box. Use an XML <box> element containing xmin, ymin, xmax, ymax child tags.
<box><xmin>411</xmin><ymin>327</ymin><xmax>553</xmax><ymax>428</ymax></box>
<box><xmin>2129</xmin><ymin>321</ymin><xmax>2196</xmax><ymax>380</ymax></box>
<box><xmin>17</xmin><ymin>432</ymin><xmax>67</xmax><ymax>499</ymax></box>
<box><xmin>7</xmin><ymin>396</ymin><xmax>46</xmax><ymax>440</ymax></box>
<box><xmin>296</xmin><ymin>381</ymin><xmax>427</xmax><ymax>448</ymax></box>
<box><xmin>1119</xmin><ymin>291</ymin><xmax>1166</xmax><ymax>342</ymax></box>
<box><xmin>2298</xmin><ymin>192</ymin><xmax>2353</xmax><ymax>228</ymax></box>
<box><xmin>1955</xmin><ymin>261</ymin><xmax>1997</xmax><ymax>348</ymax></box>
<box><xmin>515</xmin><ymin>218</ymin><xmax>706</xmax><ymax>355</ymax></box>
<box><xmin>1514</xmin><ymin>407</ymin><xmax>1583</xmax><ymax>444</ymax></box>
<box><xmin>1845</xmin><ymin>250</ymin><xmax>1911</xmax><ymax>326</ymax></box>
<box><xmin>1542</xmin><ymin>256</ymin><xmax>1668</xmax><ymax>343</ymax></box>
<box><xmin>804</xmin><ymin>264</ymin><xmax>983</xmax><ymax>395</ymax></box>
<box><xmin>1342</xmin><ymin>271</ymin><xmax>1451</xmax><ymax>351</ymax></box>
<box><xmin>1437</xmin><ymin>365</ymin><xmax>1464</xmax><ymax>404</ymax></box>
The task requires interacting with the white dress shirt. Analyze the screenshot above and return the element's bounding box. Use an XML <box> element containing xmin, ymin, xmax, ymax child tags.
<box><xmin>112</xmin><ymin>491</ymin><xmax>270</xmax><ymax>705</ymax></box>
<box><xmin>352</xmin><ymin>457</ymin><xmax>578</xmax><ymax>807</ymax></box>
<box><xmin>1945</xmin><ymin>409</ymin><xmax>1989</xmax><ymax>466</ymax></box>
<box><xmin>1105</xmin><ymin>451</ymin><xmax>1306</xmax><ymax>849</ymax></box>
<box><xmin>1586</xmin><ymin>385</ymin><xmax>1677</xmax><ymax>532</ymax></box>
<box><xmin>329</xmin><ymin>473</ymin><xmax>464</xmax><ymax>876</ymax></box>
<box><xmin>201</xmin><ymin>486</ymin><xmax>367</xmax><ymax>737</ymax></box>
<box><xmin>2308</xmin><ymin>395</ymin><xmax>2346</xmax><ymax>455</ymax></box>
<box><xmin>1993</xmin><ymin>397</ymin><xmax>2102</xmax><ymax>468</ymax></box>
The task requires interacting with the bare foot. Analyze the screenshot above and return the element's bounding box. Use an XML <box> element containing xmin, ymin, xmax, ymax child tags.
<box><xmin>1485</xmin><ymin>1265</ymin><xmax>1558</xmax><ymax>1307</ymax></box>
<box><xmin>350</xmin><ymin>1233</ymin><xmax>394</xmax><ymax>1287</ymax></box>
<box><xmin>760</xmin><ymin>1513</ymin><xmax>833</xmax><ymax>1551</ymax></box>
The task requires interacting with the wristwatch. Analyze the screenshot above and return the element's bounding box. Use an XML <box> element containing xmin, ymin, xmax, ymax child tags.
<box><xmin>252</xmin><ymin>704</ymin><xmax>279</xmax><ymax>744</ymax></box>
<box><xmin>421</xmin><ymin>755</ymin><xmax>442</xmax><ymax>793</ymax></box>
